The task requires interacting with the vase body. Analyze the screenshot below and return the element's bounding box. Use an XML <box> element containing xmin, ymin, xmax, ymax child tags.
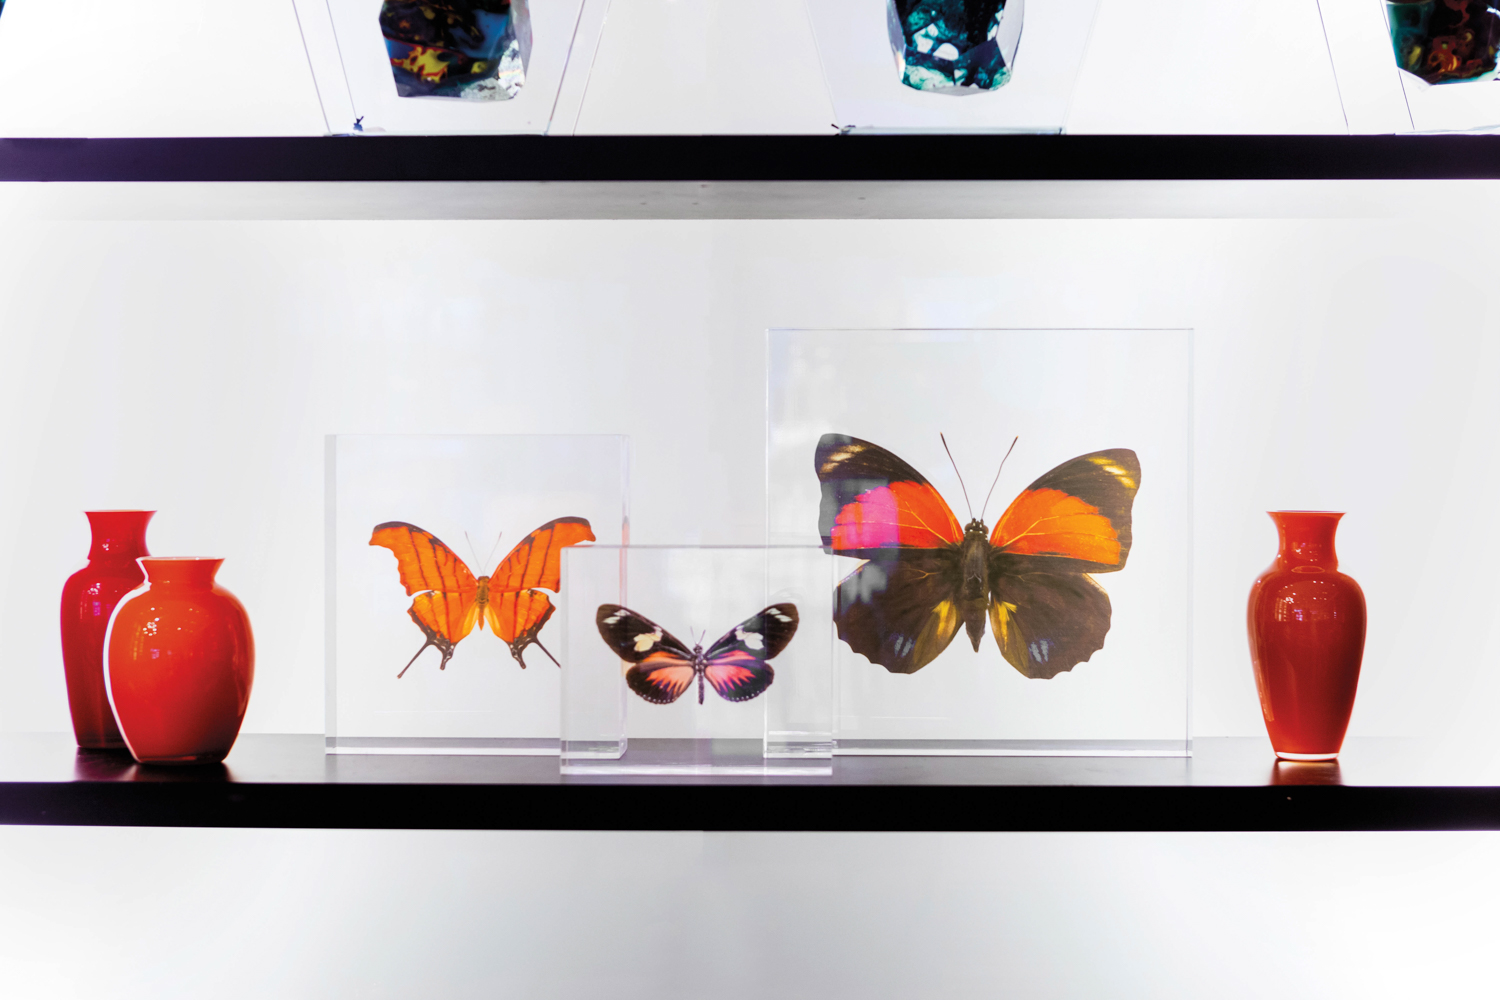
<box><xmin>105</xmin><ymin>558</ymin><xmax>254</xmax><ymax>765</ymax></box>
<box><xmin>59</xmin><ymin>510</ymin><xmax>154</xmax><ymax>749</ymax></box>
<box><xmin>1247</xmin><ymin>511</ymin><xmax>1366</xmax><ymax>760</ymax></box>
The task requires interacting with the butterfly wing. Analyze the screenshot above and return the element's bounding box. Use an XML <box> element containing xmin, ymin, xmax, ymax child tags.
<box><xmin>484</xmin><ymin>517</ymin><xmax>595</xmax><ymax>668</ymax></box>
<box><xmin>816</xmin><ymin>434</ymin><xmax>966</xmax><ymax>674</ymax></box>
<box><xmin>989</xmin><ymin>449</ymin><xmax>1140</xmax><ymax>573</ymax></box>
<box><xmin>986</xmin><ymin>450</ymin><xmax>1140</xmax><ymax>678</ymax></box>
<box><xmin>816</xmin><ymin>433</ymin><xmax>965</xmax><ymax>556</ymax></box>
<box><xmin>369</xmin><ymin>521</ymin><xmax>481</xmax><ymax>674</ymax></box>
<box><xmin>596</xmin><ymin>604</ymin><xmax>698</xmax><ymax>705</ymax></box>
<box><xmin>988</xmin><ymin>571</ymin><xmax>1113</xmax><ymax>679</ymax></box>
<box><xmin>700</xmin><ymin>604</ymin><xmax>799</xmax><ymax>702</ymax></box>
<box><xmin>834</xmin><ymin>553</ymin><xmax>963</xmax><ymax>674</ymax></box>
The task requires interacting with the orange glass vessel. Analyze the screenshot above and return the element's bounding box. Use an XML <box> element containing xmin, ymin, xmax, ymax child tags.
<box><xmin>104</xmin><ymin>557</ymin><xmax>254</xmax><ymax>765</ymax></box>
<box><xmin>1247</xmin><ymin>511</ymin><xmax>1366</xmax><ymax>760</ymax></box>
<box><xmin>59</xmin><ymin>510</ymin><xmax>154</xmax><ymax>748</ymax></box>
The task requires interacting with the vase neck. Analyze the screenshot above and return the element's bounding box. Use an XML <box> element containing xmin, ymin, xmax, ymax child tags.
<box><xmin>85</xmin><ymin>510</ymin><xmax>154</xmax><ymax>563</ymax></box>
<box><xmin>1270</xmin><ymin>511</ymin><xmax>1343</xmax><ymax>572</ymax></box>
<box><xmin>140</xmin><ymin>557</ymin><xmax>223</xmax><ymax>592</ymax></box>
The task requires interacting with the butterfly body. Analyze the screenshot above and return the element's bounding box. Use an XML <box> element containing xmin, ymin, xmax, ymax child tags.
<box><xmin>673</xmin><ymin>640</ymin><xmax>718</xmax><ymax>706</ymax></box>
<box><xmin>816</xmin><ymin>434</ymin><xmax>1140</xmax><ymax>678</ymax></box>
<box><xmin>370</xmin><ymin>516</ymin><xmax>595</xmax><ymax>676</ymax></box>
<box><xmin>957</xmin><ymin>518</ymin><xmax>993</xmax><ymax>648</ymax></box>
<box><xmin>596</xmin><ymin>604</ymin><xmax>799</xmax><ymax>705</ymax></box>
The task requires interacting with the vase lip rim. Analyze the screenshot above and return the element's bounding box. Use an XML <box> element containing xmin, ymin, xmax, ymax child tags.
<box><xmin>84</xmin><ymin>509</ymin><xmax>156</xmax><ymax>515</ymax></box>
<box><xmin>138</xmin><ymin>556</ymin><xmax>223</xmax><ymax>563</ymax></box>
<box><xmin>1268</xmin><ymin>509</ymin><xmax>1345</xmax><ymax>516</ymax></box>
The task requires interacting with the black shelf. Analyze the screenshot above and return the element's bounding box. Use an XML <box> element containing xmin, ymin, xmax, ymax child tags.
<box><xmin>1</xmin><ymin>735</ymin><xmax>1496</xmax><ymax>831</ymax></box>
<box><xmin>3</xmin><ymin>134</ymin><xmax>1500</xmax><ymax>183</ymax></box>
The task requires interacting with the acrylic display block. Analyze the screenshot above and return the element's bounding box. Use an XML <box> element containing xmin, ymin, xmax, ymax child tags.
<box><xmin>767</xmin><ymin>329</ymin><xmax>1191</xmax><ymax>756</ymax></box>
<box><xmin>559</xmin><ymin>546</ymin><xmax>836</xmax><ymax>776</ymax></box>
<box><xmin>806</xmin><ymin>0</ymin><xmax>1098</xmax><ymax>132</ymax></box>
<box><xmin>309</xmin><ymin>0</ymin><xmax>602</xmax><ymax>134</ymax></box>
<box><xmin>326</xmin><ymin>434</ymin><xmax>628</xmax><ymax>754</ymax></box>
<box><xmin>1321</xmin><ymin>0</ymin><xmax>1500</xmax><ymax>132</ymax></box>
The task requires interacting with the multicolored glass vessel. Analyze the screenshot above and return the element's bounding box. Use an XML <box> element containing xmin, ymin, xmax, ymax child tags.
<box><xmin>1386</xmin><ymin>0</ymin><xmax>1500</xmax><ymax>85</ymax></box>
<box><xmin>380</xmin><ymin>0</ymin><xmax>530</xmax><ymax>100</ymax></box>
<box><xmin>887</xmin><ymin>0</ymin><xmax>1024</xmax><ymax>93</ymax></box>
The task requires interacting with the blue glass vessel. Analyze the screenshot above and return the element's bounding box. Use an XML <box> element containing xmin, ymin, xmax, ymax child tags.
<box><xmin>380</xmin><ymin>0</ymin><xmax>531</xmax><ymax>100</ymax></box>
<box><xmin>887</xmin><ymin>0</ymin><xmax>1024</xmax><ymax>93</ymax></box>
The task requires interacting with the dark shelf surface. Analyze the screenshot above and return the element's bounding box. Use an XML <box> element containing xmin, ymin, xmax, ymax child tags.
<box><xmin>1</xmin><ymin>734</ymin><xmax>1497</xmax><ymax>832</ymax></box>
<box><xmin>5</xmin><ymin>135</ymin><xmax>1500</xmax><ymax>182</ymax></box>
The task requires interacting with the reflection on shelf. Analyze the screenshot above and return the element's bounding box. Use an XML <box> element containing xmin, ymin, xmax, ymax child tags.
<box><xmin>1270</xmin><ymin>759</ymin><xmax>1345</xmax><ymax>786</ymax></box>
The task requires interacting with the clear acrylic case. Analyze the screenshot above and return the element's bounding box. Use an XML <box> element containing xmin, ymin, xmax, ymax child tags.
<box><xmin>806</xmin><ymin>0</ymin><xmax>1100</xmax><ymax>132</ymax></box>
<box><xmin>297</xmin><ymin>0</ymin><xmax>610</xmax><ymax>134</ymax></box>
<box><xmin>1321</xmin><ymin>0</ymin><xmax>1500</xmax><ymax>133</ymax></box>
<box><xmin>768</xmin><ymin>329</ymin><xmax>1191</xmax><ymax>756</ymax></box>
<box><xmin>327</xmin><ymin>434</ymin><xmax>628</xmax><ymax>754</ymax></box>
<box><xmin>559</xmin><ymin>546</ymin><xmax>836</xmax><ymax>775</ymax></box>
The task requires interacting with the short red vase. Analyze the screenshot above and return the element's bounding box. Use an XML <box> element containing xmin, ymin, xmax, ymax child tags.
<box><xmin>1247</xmin><ymin>511</ymin><xmax>1366</xmax><ymax>760</ymax></box>
<box><xmin>59</xmin><ymin>510</ymin><xmax>155</xmax><ymax>749</ymax></box>
<box><xmin>104</xmin><ymin>557</ymin><xmax>254</xmax><ymax>765</ymax></box>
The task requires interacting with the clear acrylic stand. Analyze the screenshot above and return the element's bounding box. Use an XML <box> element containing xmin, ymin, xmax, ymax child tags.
<box><xmin>326</xmin><ymin>434</ymin><xmax>628</xmax><ymax>754</ymax></box>
<box><xmin>294</xmin><ymin>0</ymin><xmax>611</xmax><ymax>134</ymax></box>
<box><xmin>768</xmin><ymin>329</ymin><xmax>1191</xmax><ymax>757</ymax></box>
<box><xmin>560</xmin><ymin>545</ymin><xmax>835</xmax><ymax>775</ymax></box>
<box><xmin>1321</xmin><ymin>0</ymin><xmax>1500</xmax><ymax>133</ymax></box>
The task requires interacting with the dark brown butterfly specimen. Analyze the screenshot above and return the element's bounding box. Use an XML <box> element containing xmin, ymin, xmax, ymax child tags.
<box><xmin>815</xmin><ymin>433</ymin><xmax>1140</xmax><ymax>678</ymax></box>
<box><xmin>595</xmin><ymin>604</ymin><xmax>799</xmax><ymax>705</ymax></box>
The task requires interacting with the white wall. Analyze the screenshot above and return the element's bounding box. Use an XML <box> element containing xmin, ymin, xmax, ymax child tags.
<box><xmin>4</xmin><ymin>201</ymin><xmax>1500</xmax><ymax>750</ymax></box>
<box><xmin>1</xmin><ymin>3</ymin><xmax>1496</xmax><ymax>996</ymax></box>
<box><xmin>0</xmin><ymin>0</ymin><xmax>1353</xmax><ymax>136</ymax></box>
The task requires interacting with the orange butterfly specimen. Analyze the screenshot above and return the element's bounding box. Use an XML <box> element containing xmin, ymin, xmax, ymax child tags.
<box><xmin>370</xmin><ymin>517</ymin><xmax>595</xmax><ymax>676</ymax></box>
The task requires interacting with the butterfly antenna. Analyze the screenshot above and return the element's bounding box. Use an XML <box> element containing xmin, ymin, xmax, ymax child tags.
<box><xmin>980</xmin><ymin>436</ymin><xmax>1020</xmax><ymax>522</ymax></box>
<box><xmin>485</xmin><ymin>531</ymin><xmax>503</xmax><ymax>572</ymax></box>
<box><xmin>940</xmin><ymin>433</ymin><xmax>974</xmax><ymax>519</ymax></box>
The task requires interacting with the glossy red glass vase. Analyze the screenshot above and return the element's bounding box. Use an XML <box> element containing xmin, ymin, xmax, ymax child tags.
<box><xmin>59</xmin><ymin>510</ymin><xmax>154</xmax><ymax>749</ymax></box>
<box><xmin>104</xmin><ymin>557</ymin><xmax>254</xmax><ymax>765</ymax></box>
<box><xmin>1247</xmin><ymin>511</ymin><xmax>1366</xmax><ymax>760</ymax></box>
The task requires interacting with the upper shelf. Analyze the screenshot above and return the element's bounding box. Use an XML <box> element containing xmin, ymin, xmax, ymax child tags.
<box><xmin>6</xmin><ymin>135</ymin><xmax>1500</xmax><ymax>183</ymax></box>
<box><xmin>2</xmin><ymin>734</ymin><xmax>1498</xmax><ymax>832</ymax></box>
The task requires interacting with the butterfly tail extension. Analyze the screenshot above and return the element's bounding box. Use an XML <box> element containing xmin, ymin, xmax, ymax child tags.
<box><xmin>511</xmin><ymin>634</ymin><xmax>561</xmax><ymax>670</ymax></box>
<box><xmin>397</xmin><ymin>626</ymin><xmax>457</xmax><ymax>678</ymax></box>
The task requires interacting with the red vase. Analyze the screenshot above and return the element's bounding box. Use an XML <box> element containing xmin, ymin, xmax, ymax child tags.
<box><xmin>104</xmin><ymin>557</ymin><xmax>254</xmax><ymax>765</ymax></box>
<box><xmin>59</xmin><ymin>510</ymin><xmax>155</xmax><ymax>749</ymax></box>
<box><xmin>1247</xmin><ymin>511</ymin><xmax>1366</xmax><ymax>760</ymax></box>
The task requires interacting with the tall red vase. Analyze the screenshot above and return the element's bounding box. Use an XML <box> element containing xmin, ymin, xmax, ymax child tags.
<box><xmin>1247</xmin><ymin>511</ymin><xmax>1366</xmax><ymax>760</ymax></box>
<box><xmin>104</xmin><ymin>557</ymin><xmax>254</xmax><ymax>765</ymax></box>
<box><xmin>59</xmin><ymin>510</ymin><xmax>155</xmax><ymax>749</ymax></box>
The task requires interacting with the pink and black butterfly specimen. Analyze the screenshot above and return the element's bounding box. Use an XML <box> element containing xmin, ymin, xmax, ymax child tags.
<box><xmin>595</xmin><ymin>603</ymin><xmax>799</xmax><ymax>705</ymax></box>
<box><xmin>816</xmin><ymin>433</ymin><xmax>1139</xmax><ymax>678</ymax></box>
